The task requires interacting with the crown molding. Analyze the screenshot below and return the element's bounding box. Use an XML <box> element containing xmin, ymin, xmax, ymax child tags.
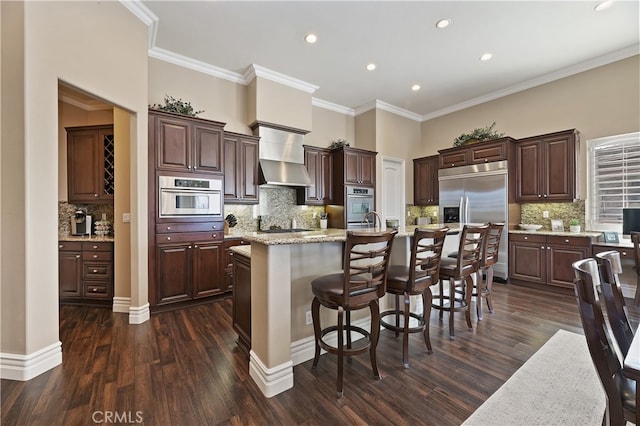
<box><xmin>353</xmin><ymin>100</ymin><xmax>422</xmax><ymax>122</ymax></box>
<box><xmin>149</xmin><ymin>47</ymin><xmax>246</xmax><ymax>84</ymax></box>
<box><xmin>246</xmin><ymin>64</ymin><xmax>319</xmax><ymax>94</ymax></box>
<box><xmin>421</xmin><ymin>44</ymin><xmax>640</xmax><ymax>122</ymax></box>
<box><xmin>312</xmin><ymin>98</ymin><xmax>355</xmax><ymax>116</ymax></box>
<box><xmin>119</xmin><ymin>0</ymin><xmax>158</xmax><ymax>48</ymax></box>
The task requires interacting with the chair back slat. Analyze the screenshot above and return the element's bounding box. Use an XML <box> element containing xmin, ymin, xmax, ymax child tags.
<box><xmin>456</xmin><ymin>224</ymin><xmax>489</xmax><ymax>276</ymax></box>
<box><xmin>343</xmin><ymin>230</ymin><xmax>396</xmax><ymax>306</ymax></box>
<box><xmin>481</xmin><ymin>223</ymin><xmax>504</xmax><ymax>267</ymax></box>
<box><xmin>409</xmin><ymin>227</ymin><xmax>448</xmax><ymax>286</ymax></box>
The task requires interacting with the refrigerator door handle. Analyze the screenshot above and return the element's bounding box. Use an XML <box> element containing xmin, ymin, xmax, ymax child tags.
<box><xmin>459</xmin><ymin>197</ymin><xmax>464</xmax><ymax>223</ymax></box>
<box><xmin>465</xmin><ymin>196</ymin><xmax>470</xmax><ymax>223</ymax></box>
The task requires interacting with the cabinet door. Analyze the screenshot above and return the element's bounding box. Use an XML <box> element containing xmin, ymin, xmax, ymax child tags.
<box><xmin>304</xmin><ymin>148</ymin><xmax>321</xmax><ymax>202</ymax></box>
<box><xmin>193</xmin><ymin>123</ymin><xmax>223</xmax><ymax>174</ymax></box>
<box><xmin>414</xmin><ymin>156</ymin><xmax>439</xmax><ymax>206</ymax></box>
<box><xmin>319</xmin><ymin>150</ymin><xmax>333</xmax><ymax>203</ymax></box>
<box><xmin>232</xmin><ymin>252</ymin><xmax>252</xmax><ymax>352</ymax></box>
<box><xmin>516</xmin><ymin>140</ymin><xmax>543</xmax><ymax>202</ymax></box>
<box><xmin>67</xmin><ymin>128</ymin><xmax>101</xmax><ymax>202</ymax></box>
<box><xmin>509</xmin><ymin>241</ymin><xmax>546</xmax><ymax>284</ymax></box>
<box><xmin>344</xmin><ymin>150</ymin><xmax>360</xmax><ymax>184</ymax></box>
<box><xmin>223</xmin><ymin>136</ymin><xmax>239</xmax><ymax>200</ymax></box>
<box><xmin>240</xmin><ymin>138</ymin><xmax>259</xmax><ymax>202</ymax></box>
<box><xmin>59</xmin><ymin>250</ymin><xmax>82</xmax><ymax>298</ymax></box>
<box><xmin>155</xmin><ymin>243</ymin><xmax>192</xmax><ymax>305</ymax></box>
<box><xmin>192</xmin><ymin>242</ymin><xmax>223</xmax><ymax>298</ymax></box>
<box><xmin>544</xmin><ymin>135</ymin><xmax>574</xmax><ymax>201</ymax></box>
<box><xmin>156</xmin><ymin>116</ymin><xmax>192</xmax><ymax>172</ymax></box>
<box><xmin>358</xmin><ymin>153</ymin><xmax>375</xmax><ymax>186</ymax></box>
<box><xmin>546</xmin><ymin>245</ymin><xmax>589</xmax><ymax>288</ymax></box>
<box><xmin>469</xmin><ymin>140</ymin><xmax>508</xmax><ymax>164</ymax></box>
<box><xmin>439</xmin><ymin>149</ymin><xmax>468</xmax><ymax>168</ymax></box>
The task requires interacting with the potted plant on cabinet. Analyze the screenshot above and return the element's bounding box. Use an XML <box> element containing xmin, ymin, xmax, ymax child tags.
<box><xmin>569</xmin><ymin>219</ymin><xmax>581</xmax><ymax>233</ymax></box>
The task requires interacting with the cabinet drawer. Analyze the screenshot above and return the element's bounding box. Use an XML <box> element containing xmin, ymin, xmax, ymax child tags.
<box><xmin>439</xmin><ymin>151</ymin><xmax>468</xmax><ymax>168</ymax></box>
<box><xmin>469</xmin><ymin>141</ymin><xmax>508</xmax><ymax>164</ymax></box>
<box><xmin>156</xmin><ymin>231</ymin><xmax>224</xmax><ymax>244</ymax></box>
<box><xmin>84</xmin><ymin>283</ymin><xmax>110</xmax><ymax>299</ymax></box>
<box><xmin>81</xmin><ymin>242</ymin><xmax>113</xmax><ymax>252</ymax></box>
<box><xmin>509</xmin><ymin>233</ymin><xmax>546</xmax><ymax>244</ymax></box>
<box><xmin>59</xmin><ymin>241</ymin><xmax>82</xmax><ymax>251</ymax></box>
<box><xmin>155</xmin><ymin>222</ymin><xmax>223</xmax><ymax>234</ymax></box>
<box><xmin>547</xmin><ymin>235</ymin><xmax>591</xmax><ymax>247</ymax></box>
<box><xmin>82</xmin><ymin>251</ymin><xmax>113</xmax><ymax>262</ymax></box>
<box><xmin>83</xmin><ymin>262</ymin><xmax>113</xmax><ymax>280</ymax></box>
<box><xmin>592</xmin><ymin>244</ymin><xmax>634</xmax><ymax>259</ymax></box>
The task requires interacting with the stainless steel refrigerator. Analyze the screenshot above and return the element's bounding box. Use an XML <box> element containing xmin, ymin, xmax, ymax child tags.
<box><xmin>439</xmin><ymin>161</ymin><xmax>509</xmax><ymax>280</ymax></box>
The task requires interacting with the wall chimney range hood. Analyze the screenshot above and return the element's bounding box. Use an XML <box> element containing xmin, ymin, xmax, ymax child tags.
<box><xmin>253</xmin><ymin>124</ymin><xmax>311</xmax><ymax>187</ymax></box>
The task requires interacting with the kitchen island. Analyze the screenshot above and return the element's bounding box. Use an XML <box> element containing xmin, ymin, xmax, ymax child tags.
<box><xmin>234</xmin><ymin>225</ymin><xmax>456</xmax><ymax>397</ymax></box>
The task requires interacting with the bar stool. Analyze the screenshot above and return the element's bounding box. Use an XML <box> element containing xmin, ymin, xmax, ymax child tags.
<box><xmin>310</xmin><ymin>230</ymin><xmax>396</xmax><ymax>398</ymax></box>
<box><xmin>432</xmin><ymin>224</ymin><xmax>488</xmax><ymax>339</ymax></box>
<box><xmin>631</xmin><ymin>231</ymin><xmax>640</xmax><ymax>305</ymax></box>
<box><xmin>380</xmin><ymin>227</ymin><xmax>448</xmax><ymax>368</ymax></box>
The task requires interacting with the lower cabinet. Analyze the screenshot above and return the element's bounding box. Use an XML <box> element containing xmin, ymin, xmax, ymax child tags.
<box><xmin>509</xmin><ymin>233</ymin><xmax>591</xmax><ymax>288</ymax></box>
<box><xmin>231</xmin><ymin>249</ymin><xmax>251</xmax><ymax>353</ymax></box>
<box><xmin>223</xmin><ymin>238</ymin><xmax>249</xmax><ymax>293</ymax></box>
<box><xmin>154</xmin><ymin>227</ymin><xmax>224</xmax><ymax>306</ymax></box>
<box><xmin>59</xmin><ymin>241</ymin><xmax>113</xmax><ymax>305</ymax></box>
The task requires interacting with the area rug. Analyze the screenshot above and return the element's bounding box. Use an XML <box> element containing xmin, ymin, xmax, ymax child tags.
<box><xmin>462</xmin><ymin>329</ymin><xmax>605</xmax><ymax>426</ymax></box>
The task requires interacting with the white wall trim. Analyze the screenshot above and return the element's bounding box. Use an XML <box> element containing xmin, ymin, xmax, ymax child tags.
<box><xmin>0</xmin><ymin>342</ymin><xmax>62</xmax><ymax>381</ymax></box>
<box><xmin>149</xmin><ymin>47</ymin><xmax>246</xmax><ymax>84</ymax></box>
<box><xmin>128</xmin><ymin>303</ymin><xmax>150</xmax><ymax>324</ymax></box>
<box><xmin>112</xmin><ymin>296</ymin><xmax>131</xmax><ymax>314</ymax></box>
<box><xmin>312</xmin><ymin>98</ymin><xmax>355</xmax><ymax>116</ymax></box>
<box><xmin>249</xmin><ymin>350</ymin><xmax>294</xmax><ymax>398</ymax></box>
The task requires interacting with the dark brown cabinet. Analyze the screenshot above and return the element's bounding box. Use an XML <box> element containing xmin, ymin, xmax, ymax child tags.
<box><xmin>231</xmin><ymin>249</ymin><xmax>252</xmax><ymax>353</ymax></box>
<box><xmin>438</xmin><ymin>138</ymin><xmax>515</xmax><ymax>169</ymax></box>
<box><xmin>509</xmin><ymin>233</ymin><xmax>591</xmax><ymax>289</ymax></box>
<box><xmin>332</xmin><ymin>146</ymin><xmax>376</xmax><ymax>187</ymax></box>
<box><xmin>66</xmin><ymin>125</ymin><xmax>114</xmax><ymax>204</ymax></box>
<box><xmin>223</xmin><ymin>132</ymin><xmax>260</xmax><ymax>204</ymax></box>
<box><xmin>223</xmin><ymin>238</ymin><xmax>249</xmax><ymax>293</ymax></box>
<box><xmin>515</xmin><ymin>129</ymin><xmax>579</xmax><ymax>202</ymax></box>
<box><xmin>59</xmin><ymin>241</ymin><xmax>113</xmax><ymax>304</ymax></box>
<box><xmin>153</xmin><ymin>222</ymin><xmax>224</xmax><ymax>306</ymax></box>
<box><xmin>297</xmin><ymin>145</ymin><xmax>333</xmax><ymax>205</ymax></box>
<box><xmin>150</xmin><ymin>109</ymin><xmax>225</xmax><ymax>175</ymax></box>
<box><xmin>413</xmin><ymin>155</ymin><xmax>439</xmax><ymax>206</ymax></box>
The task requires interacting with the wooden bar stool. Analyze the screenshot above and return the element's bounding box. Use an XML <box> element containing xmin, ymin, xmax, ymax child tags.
<box><xmin>380</xmin><ymin>227</ymin><xmax>448</xmax><ymax>368</ymax></box>
<box><xmin>310</xmin><ymin>230</ymin><xmax>396</xmax><ymax>398</ymax></box>
<box><xmin>432</xmin><ymin>224</ymin><xmax>488</xmax><ymax>339</ymax></box>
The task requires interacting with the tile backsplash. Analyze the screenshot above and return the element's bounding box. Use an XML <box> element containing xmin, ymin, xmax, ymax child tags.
<box><xmin>520</xmin><ymin>200</ymin><xmax>585</xmax><ymax>231</ymax></box>
<box><xmin>59</xmin><ymin>201</ymin><xmax>114</xmax><ymax>236</ymax></box>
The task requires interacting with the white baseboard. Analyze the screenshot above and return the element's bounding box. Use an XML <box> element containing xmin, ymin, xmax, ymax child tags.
<box><xmin>112</xmin><ymin>296</ymin><xmax>131</xmax><ymax>313</ymax></box>
<box><xmin>128</xmin><ymin>303</ymin><xmax>150</xmax><ymax>324</ymax></box>
<box><xmin>0</xmin><ymin>341</ymin><xmax>62</xmax><ymax>381</ymax></box>
<box><xmin>249</xmin><ymin>350</ymin><xmax>294</xmax><ymax>398</ymax></box>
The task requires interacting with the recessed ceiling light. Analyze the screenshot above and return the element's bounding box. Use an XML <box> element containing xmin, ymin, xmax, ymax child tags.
<box><xmin>594</xmin><ymin>1</ymin><xmax>614</xmax><ymax>12</ymax></box>
<box><xmin>411</xmin><ymin>84</ymin><xmax>421</xmax><ymax>91</ymax></box>
<box><xmin>304</xmin><ymin>33</ymin><xmax>317</xmax><ymax>44</ymax></box>
<box><xmin>480</xmin><ymin>53</ymin><xmax>493</xmax><ymax>61</ymax></box>
<box><xmin>366</xmin><ymin>63</ymin><xmax>376</xmax><ymax>71</ymax></box>
<box><xmin>435</xmin><ymin>19</ymin><xmax>451</xmax><ymax>29</ymax></box>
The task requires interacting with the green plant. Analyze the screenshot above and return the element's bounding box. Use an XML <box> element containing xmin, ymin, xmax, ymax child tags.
<box><xmin>453</xmin><ymin>122</ymin><xmax>505</xmax><ymax>147</ymax></box>
<box><xmin>570</xmin><ymin>219</ymin><xmax>580</xmax><ymax>226</ymax></box>
<box><xmin>150</xmin><ymin>95</ymin><xmax>204</xmax><ymax>117</ymax></box>
<box><xmin>329</xmin><ymin>138</ymin><xmax>349</xmax><ymax>149</ymax></box>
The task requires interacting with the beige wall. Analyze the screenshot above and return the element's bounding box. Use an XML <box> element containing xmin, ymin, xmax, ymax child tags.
<box><xmin>114</xmin><ymin>108</ymin><xmax>132</xmax><ymax>300</ymax></box>
<box><xmin>354</xmin><ymin>109</ymin><xmax>377</xmax><ymax>152</ymax></box>
<box><xmin>253</xmin><ymin>77</ymin><xmax>313</xmax><ymax>131</ymax></box>
<box><xmin>1</xmin><ymin>1</ymin><xmax>148</xmax><ymax>360</ymax></box>
<box><xmin>306</xmin><ymin>106</ymin><xmax>355</xmax><ymax>148</ymax></box>
<box><xmin>421</xmin><ymin>55</ymin><xmax>640</xmax><ymax>200</ymax></box>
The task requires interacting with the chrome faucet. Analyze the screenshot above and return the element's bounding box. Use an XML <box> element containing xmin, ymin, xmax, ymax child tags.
<box><xmin>362</xmin><ymin>211</ymin><xmax>382</xmax><ymax>228</ymax></box>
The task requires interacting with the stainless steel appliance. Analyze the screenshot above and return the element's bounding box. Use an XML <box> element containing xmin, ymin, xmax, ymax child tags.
<box><xmin>71</xmin><ymin>209</ymin><xmax>92</xmax><ymax>236</ymax></box>
<box><xmin>158</xmin><ymin>175</ymin><xmax>223</xmax><ymax>218</ymax></box>
<box><xmin>439</xmin><ymin>161</ymin><xmax>509</xmax><ymax>279</ymax></box>
<box><xmin>345</xmin><ymin>186</ymin><xmax>375</xmax><ymax>229</ymax></box>
<box><xmin>254</xmin><ymin>125</ymin><xmax>311</xmax><ymax>187</ymax></box>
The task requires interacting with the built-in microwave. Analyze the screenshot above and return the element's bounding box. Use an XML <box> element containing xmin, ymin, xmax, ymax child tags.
<box><xmin>158</xmin><ymin>175</ymin><xmax>223</xmax><ymax>218</ymax></box>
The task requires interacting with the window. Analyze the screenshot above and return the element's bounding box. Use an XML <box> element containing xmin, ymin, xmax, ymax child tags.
<box><xmin>587</xmin><ymin>132</ymin><xmax>640</xmax><ymax>231</ymax></box>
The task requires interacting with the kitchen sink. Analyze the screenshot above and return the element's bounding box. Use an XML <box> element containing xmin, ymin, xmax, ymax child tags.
<box><xmin>258</xmin><ymin>228</ymin><xmax>312</xmax><ymax>234</ymax></box>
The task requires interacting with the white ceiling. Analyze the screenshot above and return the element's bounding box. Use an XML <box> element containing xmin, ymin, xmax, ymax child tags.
<box><xmin>94</xmin><ymin>1</ymin><xmax>640</xmax><ymax>119</ymax></box>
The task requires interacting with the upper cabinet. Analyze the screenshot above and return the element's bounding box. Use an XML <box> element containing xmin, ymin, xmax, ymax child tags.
<box><xmin>150</xmin><ymin>109</ymin><xmax>225</xmax><ymax>175</ymax></box>
<box><xmin>332</xmin><ymin>146</ymin><xmax>376</xmax><ymax>187</ymax></box>
<box><xmin>297</xmin><ymin>145</ymin><xmax>333</xmax><ymax>205</ymax></box>
<box><xmin>413</xmin><ymin>155</ymin><xmax>439</xmax><ymax>206</ymax></box>
<box><xmin>223</xmin><ymin>132</ymin><xmax>260</xmax><ymax>204</ymax></box>
<box><xmin>438</xmin><ymin>137</ymin><xmax>515</xmax><ymax>169</ymax></box>
<box><xmin>66</xmin><ymin>124</ymin><xmax>114</xmax><ymax>204</ymax></box>
<box><xmin>515</xmin><ymin>129</ymin><xmax>579</xmax><ymax>202</ymax></box>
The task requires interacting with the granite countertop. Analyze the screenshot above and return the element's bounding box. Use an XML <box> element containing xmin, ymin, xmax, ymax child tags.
<box><xmin>229</xmin><ymin>244</ymin><xmax>251</xmax><ymax>258</ymax></box>
<box><xmin>59</xmin><ymin>235</ymin><xmax>115</xmax><ymax>242</ymax></box>
<box><xmin>509</xmin><ymin>229</ymin><xmax>602</xmax><ymax>238</ymax></box>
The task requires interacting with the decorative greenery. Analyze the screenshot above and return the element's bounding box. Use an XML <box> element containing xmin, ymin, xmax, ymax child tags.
<box><xmin>453</xmin><ymin>122</ymin><xmax>505</xmax><ymax>147</ymax></box>
<box><xmin>329</xmin><ymin>138</ymin><xmax>349</xmax><ymax>149</ymax></box>
<box><xmin>150</xmin><ymin>95</ymin><xmax>204</xmax><ymax>117</ymax></box>
<box><xmin>570</xmin><ymin>219</ymin><xmax>580</xmax><ymax>226</ymax></box>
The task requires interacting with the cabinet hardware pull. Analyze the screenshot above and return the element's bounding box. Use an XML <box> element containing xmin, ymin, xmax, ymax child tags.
<box><xmin>76</xmin><ymin>255</ymin><xmax>80</xmax><ymax>258</ymax></box>
<box><xmin>167</xmin><ymin>237</ymin><xmax>171</xmax><ymax>241</ymax></box>
<box><xmin>93</xmin><ymin>288</ymin><xmax>97</xmax><ymax>292</ymax></box>
<box><xmin>93</xmin><ymin>255</ymin><xmax>98</xmax><ymax>258</ymax></box>
<box><xmin>189</xmin><ymin>245</ymin><xmax>192</xmax><ymax>249</ymax></box>
<box><xmin>93</xmin><ymin>269</ymin><xmax>98</xmax><ymax>273</ymax></box>
<box><xmin>94</xmin><ymin>194</ymin><xmax>98</xmax><ymax>197</ymax></box>
<box><xmin>194</xmin><ymin>166</ymin><xmax>197</xmax><ymax>169</ymax></box>
<box><xmin>623</xmin><ymin>251</ymin><xmax>627</xmax><ymax>256</ymax></box>
<box><xmin>524</xmin><ymin>236</ymin><xmax>528</xmax><ymax>240</ymax></box>
<box><xmin>541</xmin><ymin>246</ymin><xmax>545</xmax><ymax>249</ymax></box>
<box><xmin>167</xmin><ymin>226</ymin><xmax>171</xmax><ymax>230</ymax></box>
<box><xmin>194</xmin><ymin>245</ymin><xmax>198</xmax><ymax>248</ymax></box>
<box><xmin>538</xmin><ymin>194</ymin><xmax>541</xmax><ymax>197</ymax></box>
<box><xmin>93</xmin><ymin>245</ymin><xmax>98</xmax><ymax>249</ymax></box>
<box><xmin>451</xmin><ymin>164</ymin><xmax>455</xmax><ymax>167</ymax></box>
<box><xmin>212</xmin><ymin>234</ymin><xmax>217</xmax><ymax>238</ymax></box>
<box><xmin>59</xmin><ymin>244</ymin><xmax>63</xmax><ymax>248</ymax></box>
<box><xmin>565</xmin><ymin>239</ymin><xmax>569</xmax><ymax>243</ymax></box>
<box><xmin>543</xmin><ymin>194</ymin><xmax>548</xmax><ymax>198</ymax></box>
<box><xmin>484</xmin><ymin>159</ymin><xmax>488</xmax><ymax>162</ymax></box>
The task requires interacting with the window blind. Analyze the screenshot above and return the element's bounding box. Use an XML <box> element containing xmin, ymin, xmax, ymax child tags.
<box><xmin>588</xmin><ymin>132</ymin><xmax>640</xmax><ymax>227</ymax></box>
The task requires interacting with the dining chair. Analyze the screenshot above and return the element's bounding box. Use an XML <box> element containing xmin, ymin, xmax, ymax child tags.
<box><xmin>380</xmin><ymin>227</ymin><xmax>448</xmax><ymax>368</ymax></box>
<box><xmin>631</xmin><ymin>231</ymin><xmax>640</xmax><ymax>305</ymax></box>
<box><xmin>310</xmin><ymin>230</ymin><xmax>396</xmax><ymax>398</ymax></box>
<box><xmin>572</xmin><ymin>258</ymin><xmax>636</xmax><ymax>425</ymax></box>
<box><xmin>432</xmin><ymin>224</ymin><xmax>489</xmax><ymax>339</ymax></box>
<box><xmin>595</xmin><ymin>250</ymin><xmax>635</xmax><ymax>357</ymax></box>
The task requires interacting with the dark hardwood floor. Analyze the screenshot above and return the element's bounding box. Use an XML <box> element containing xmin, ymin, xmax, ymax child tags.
<box><xmin>2</xmin><ymin>283</ymin><xmax>639</xmax><ymax>426</ymax></box>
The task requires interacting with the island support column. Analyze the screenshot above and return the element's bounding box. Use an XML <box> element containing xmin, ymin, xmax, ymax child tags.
<box><xmin>249</xmin><ymin>243</ymin><xmax>294</xmax><ymax>397</ymax></box>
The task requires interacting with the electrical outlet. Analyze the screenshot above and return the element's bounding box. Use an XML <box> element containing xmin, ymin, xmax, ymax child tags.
<box><xmin>305</xmin><ymin>311</ymin><xmax>312</xmax><ymax>325</ymax></box>
<box><xmin>122</xmin><ymin>213</ymin><xmax>131</xmax><ymax>223</ymax></box>
<box><xmin>543</xmin><ymin>211</ymin><xmax>549</xmax><ymax>219</ymax></box>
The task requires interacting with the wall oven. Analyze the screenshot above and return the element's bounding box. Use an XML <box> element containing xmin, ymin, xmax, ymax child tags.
<box><xmin>158</xmin><ymin>175</ymin><xmax>223</xmax><ymax>218</ymax></box>
<box><xmin>346</xmin><ymin>186</ymin><xmax>375</xmax><ymax>228</ymax></box>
